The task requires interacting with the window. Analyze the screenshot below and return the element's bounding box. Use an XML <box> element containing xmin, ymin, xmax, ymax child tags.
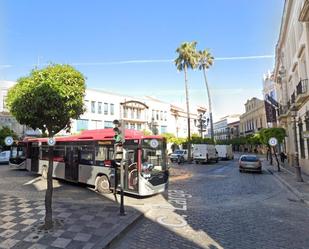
<box><xmin>104</xmin><ymin>121</ymin><xmax>113</xmax><ymax>128</ymax></box>
<box><xmin>91</xmin><ymin>101</ymin><xmax>96</xmax><ymax>113</ymax></box>
<box><xmin>299</xmin><ymin>121</ymin><xmax>305</xmax><ymax>159</ymax></box>
<box><xmin>131</xmin><ymin>108</ymin><xmax>134</xmax><ymax>119</ymax></box>
<box><xmin>156</xmin><ymin>111</ymin><xmax>159</xmax><ymax>120</ymax></box>
<box><xmin>80</xmin><ymin>147</ymin><xmax>94</xmax><ymax>165</ymax></box>
<box><xmin>152</xmin><ymin>110</ymin><xmax>155</xmax><ymax>119</ymax></box>
<box><xmin>137</xmin><ymin>109</ymin><xmax>141</xmax><ymax>119</ymax></box>
<box><xmin>95</xmin><ymin>146</ymin><xmax>114</xmax><ymax>166</ymax></box>
<box><xmin>54</xmin><ymin>146</ymin><xmax>65</xmax><ymax>162</ymax></box>
<box><xmin>110</xmin><ymin>104</ymin><xmax>114</xmax><ymax>115</ymax></box>
<box><xmin>40</xmin><ymin>146</ymin><xmax>49</xmax><ymax>160</ymax></box>
<box><xmin>104</xmin><ymin>103</ymin><xmax>108</xmax><ymax>115</ymax></box>
<box><xmin>98</xmin><ymin>102</ymin><xmax>102</xmax><ymax>114</ymax></box>
<box><xmin>130</xmin><ymin>123</ymin><xmax>135</xmax><ymax>130</ymax></box>
<box><xmin>124</xmin><ymin>107</ymin><xmax>128</xmax><ymax>118</ymax></box>
<box><xmin>164</xmin><ymin>111</ymin><xmax>167</xmax><ymax>121</ymax></box>
<box><xmin>161</xmin><ymin>125</ymin><xmax>167</xmax><ymax>134</ymax></box>
<box><xmin>137</xmin><ymin>124</ymin><xmax>141</xmax><ymax>130</ymax></box>
<box><xmin>92</xmin><ymin>120</ymin><xmax>102</xmax><ymax>129</ymax></box>
<box><xmin>160</xmin><ymin>111</ymin><xmax>163</xmax><ymax>120</ymax></box>
<box><xmin>84</xmin><ymin>100</ymin><xmax>89</xmax><ymax>112</ymax></box>
<box><xmin>76</xmin><ymin>119</ymin><xmax>89</xmax><ymax>131</ymax></box>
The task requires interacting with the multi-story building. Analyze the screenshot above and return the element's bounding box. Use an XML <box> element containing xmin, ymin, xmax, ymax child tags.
<box><xmin>274</xmin><ymin>0</ymin><xmax>309</xmax><ymax>174</ymax></box>
<box><xmin>2</xmin><ymin>83</ymin><xmax>204</xmax><ymax>138</ymax></box>
<box><xmin>71</xmin><ymin>89</ymin><xmax>203</xmax><ymax>137</ymax></box>
<box><xmin>227</xmin><ymin>120</ymin><xmax>240</xmax><ymax>140</ymax></box>
<box><xmin>0</xmin><ymin>81</ymin><xmax>27</xmax><ymax>137</ymax></box>
<box><xmin>239</xmin><ymin>98</ymin><xmax>267</xmax><ymax>137</ymax></box>
<box><xmin>262</xmin><ymin>70</ymin><xmax>279</xmax><ymax>127</ymax></box>
<box><xmin>213</xmin><ymin>114</ymin><xmax>241</xmax><ymax>141</ymax></box>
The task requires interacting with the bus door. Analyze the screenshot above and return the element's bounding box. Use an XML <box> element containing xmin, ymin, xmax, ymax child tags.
<box><xmin>65</xmin><ymin>146</ymin><xmax>79</xmax><ymax>181</ymax></box>
<box><xmin>124</xmin><ymin>149</ymin><xmax>138</xmax><ymax>193</ymax></box>
<box><xmin>31</xmin><ymin>144</ymin><xmax>39</xmax><ymax>172</ymax></box>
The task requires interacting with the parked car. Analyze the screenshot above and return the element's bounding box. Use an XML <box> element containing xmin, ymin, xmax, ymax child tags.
<box><xmin>215</xmin><ymin>145</ymin><xmax>234</xmax><ymax>160</ymax></box>
<box><xmin>193</xmin><ymin>144</ymin><xmax>218</xmax><ymax>164</ymax></box>
<box><xmin>0</xmin><ymin>150</ymin><xmax>10</xmax><ymax>164</ymax></box>
<box><xmin>169</xmin><ymin>149</ymin><xmax>188</xmax><ymax>163</ymax></box>
<box><xmin>239</xmin><ymin>155</ymin><xmax>262</xmax><ymax>173</ymax></box>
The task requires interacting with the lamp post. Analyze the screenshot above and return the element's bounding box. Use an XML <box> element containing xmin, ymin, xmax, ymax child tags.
<box><xmin>290</xmin><ymin>107</ymin><xmax>304</xmax><ymax>182</ymax></box>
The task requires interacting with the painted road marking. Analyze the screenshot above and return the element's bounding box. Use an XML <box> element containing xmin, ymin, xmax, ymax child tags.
<box><xmin>157</xmin><ymin>215</ymin><xmax>188</xmax><ymax>228</ymax></box>
<box><xmin>168</xmin><ymin>190</ymin><xmax>192</xmax><ymax>211</ymax></box>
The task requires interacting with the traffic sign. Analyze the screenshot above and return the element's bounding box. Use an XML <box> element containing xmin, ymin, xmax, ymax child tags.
<box><xmin>4</xmin><ymin>136</ymin><xmax>14</xmax><ymax>146</ymax></box>
<box><xmin>47</xmin><ymin>137</ymin><xmax>56</xmax><ymax>146</ymax></box>
<box><xmin>268</xmin><ymin>137</ymin><xmax>278</xmax><ymax>147</ymax></box>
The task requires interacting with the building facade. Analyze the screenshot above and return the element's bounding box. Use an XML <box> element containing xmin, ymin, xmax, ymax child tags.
<box><xmin>213</xmin><ymin>114</ymin><xmax>241</xmax><ymax>141</ymax></box>
<box><xmin>0</xmin><ymin>81</ymin><xmax>27</xmax><ymax>137</ymax></box>
<box><xmin>274</xmin><ymin>0</ymin><xmax>309</xmax><ymax>174</ymax></box>
<box><xmin>1</xmin><ymin>83</ymin><xmax>204</xmax><ymax>138</ymax></box>
<box><xmin>70</xmin><ymin>89</ymin><xmax>203</xmax><ymax>137</ymax></box>
<box><xmin>239</xmin><ymin>98</ymin><xmax>267</xmax><ymax>137</ymax></box>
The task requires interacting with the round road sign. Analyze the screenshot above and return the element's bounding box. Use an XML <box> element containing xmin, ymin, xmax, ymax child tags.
<box><xmin>4</xmin><ymin>136</ymin><xmax>14</xmax><ymax>146</ymax></box>
<box><xmin>47</xmin><ymin>137</ymin><xmax>56</xmax><ymax>146</ymax></box>
<box><xmin>268</xmin><ymin>137</ymin><xmax>278</xmax><ymax>147</ymax></box>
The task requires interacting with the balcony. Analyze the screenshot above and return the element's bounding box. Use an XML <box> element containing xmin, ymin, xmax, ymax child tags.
<box><xmin>296</xmin><ymin>79</ymin><xmax>309</xmax><ymax>106</ymax></box>
<box><xmin>278</xmin><ymin>105</ymin><xmax>288</xmax><ymax>120</ymax></box>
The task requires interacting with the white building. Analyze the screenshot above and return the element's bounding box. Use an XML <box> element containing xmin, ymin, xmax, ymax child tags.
<box><xmin>213</xmin><ymin>114</ymin><xmax>241</xmax><ymax>141</ymax></box>
<box><xmin>70</xmin><ymin>88</ymin><xmax>203</xmax><ymax>137</ymax></box>
<box><xmin>274</xmin><ymin>0</ymin><xmax>309</xmax><ymax>174</ymax></box>
<box><xmin>1</xmin><ymin>82</ymin><xmax>205</xmax><ymax>138</ymax></box>
<box><xmin>0</xmin><ymin>81</ymin><xmax>27</xmax><ymax>137</ymax></box>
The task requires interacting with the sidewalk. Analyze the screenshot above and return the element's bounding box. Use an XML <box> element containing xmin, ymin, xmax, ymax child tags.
<box><xmin>263</xmin><ymin>158</ymin><xmax>309</xmax><ymax>207</ymax></box>
<box><xmin>0</xmin><ymin>193</ymin><xmax>143</xmax><ymax>249</ymax></box>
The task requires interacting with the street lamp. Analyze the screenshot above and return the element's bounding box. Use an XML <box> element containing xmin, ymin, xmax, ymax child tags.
<box><xmin>195</xmin><ymin>114</ymin><xmax>209</xmax><ymax>138</ymax></box>
<box><xmin>290</xmin><ymin>106</ymin><xmax>304</xmax><ymax>182</ymax></box>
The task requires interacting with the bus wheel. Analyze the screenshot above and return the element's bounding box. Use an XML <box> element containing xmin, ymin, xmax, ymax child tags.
<box><xmin>42</xmin><ymin>166</ymin><xmax>48</xmax><ymax>179</ymax></box>
<box><xmin>96</xmin><ymin>175</ymin><xmax>111</xmax><ymax>194</ymax></box>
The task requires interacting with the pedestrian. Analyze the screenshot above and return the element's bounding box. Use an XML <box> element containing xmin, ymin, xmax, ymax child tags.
<box><xmin>280</xmin><ymin>152</ymin><xmax>286</xmax><ymax>164</ymax></box>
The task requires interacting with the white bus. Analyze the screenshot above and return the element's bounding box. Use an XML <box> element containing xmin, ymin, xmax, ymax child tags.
<box><xmin>10</xmin><ymin>129</ymin><xmax>169</xmax><ymax>196</ymax></box>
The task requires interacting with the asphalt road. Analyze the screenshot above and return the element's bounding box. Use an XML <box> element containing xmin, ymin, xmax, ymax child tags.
<box><xmin>110</xmin><ymin>158</ymin><xmax>309</xmax><ymax>249</ymax></box>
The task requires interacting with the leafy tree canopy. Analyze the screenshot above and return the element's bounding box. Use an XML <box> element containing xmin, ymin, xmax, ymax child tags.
<box><xmin>6</xmin><ymin>64</ymin><xmax>86</xmax><ymax>136</ymax></box>
<box><xmin>0</xmin><ymin>126</ymin><xmax>17</xmax><ymax>148</ymax></box>
<box><xmin>259</xmin><ymin>128</ymin><xmax>286</xmax><ymax>145</ymax></box>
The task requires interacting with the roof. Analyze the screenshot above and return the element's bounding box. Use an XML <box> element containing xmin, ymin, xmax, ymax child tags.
<box><xmin>25</xmin><ymin>129</ymin><xmax>163</xmax><ymax>143</ymax></box>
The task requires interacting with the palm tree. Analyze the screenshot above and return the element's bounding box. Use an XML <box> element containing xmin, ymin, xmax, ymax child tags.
<box><xmin>175</xmin><ymin>41</ymin><xmax>198</xmax><ymax>160</ymax></box>
<box><xmin>198</xmin><ymin>49</ymin><xmax>214</xmax><ymax>141</ymax></box>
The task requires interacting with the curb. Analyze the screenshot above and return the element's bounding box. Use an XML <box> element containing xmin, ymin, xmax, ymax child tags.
<box><xmin>267</xmin><ymin>168</ymin><xmax>309</xmax><ymax>207</ymax></box>
<box><xmin>100</xmin><ymin>208</ymin><xmax>147</xmax><ymax>249</ymax></box>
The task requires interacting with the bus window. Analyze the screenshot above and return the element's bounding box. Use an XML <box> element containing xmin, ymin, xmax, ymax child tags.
<box><xmin>80</xmin><ymin>147</ymin><xmax>94</xmax><ymax>165</ymax></box>
<box><xmin>54</xmin><ymin>146</ymin><xmax>65</xmax><ymax>162</ymax></box>
<box><xmin>95</xmin><ymin>146</ymin><xmax>107</xmax><ymax>166</ymax></box>
<box><xmin>40</xmin><ymin>146</ymin><xmax>49</xmax><ymax>160</ymax></box>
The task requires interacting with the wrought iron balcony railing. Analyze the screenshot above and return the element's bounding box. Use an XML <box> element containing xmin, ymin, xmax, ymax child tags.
<box><xmin>296</xmin><ymin>79</ymin><xmax>308</xmax><ymax>95</ymax></box>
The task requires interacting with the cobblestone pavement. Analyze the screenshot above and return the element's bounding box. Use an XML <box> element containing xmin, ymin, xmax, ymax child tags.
<box><xmin>110</xmin><ymin>158</ymin><xmax>309</xmax><ymax>249</ymax></box>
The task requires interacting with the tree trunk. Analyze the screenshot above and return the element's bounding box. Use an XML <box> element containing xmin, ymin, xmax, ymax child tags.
<box><xmin>184</xmin><ymin>65</ymin><xmax>191</xmax><ymax>162</ymax></box>
<box><xmin>44</xmin><ymin>144</ymin><xmax>54</xmax><ymax>229</ymax></box>
<box><xmin>269</xmin><ymin>145</ymin><xmax>273</xmax><ymax>165</ymax></box>
<box><xmin>202</xmin><ymin>68</ymin><xmax>214</xmax><ymax>141</ymax></box>
<box><xmin>273</xmin><ymin>147</ymin><xmax>281</xmax><ymax>172</ymax></box>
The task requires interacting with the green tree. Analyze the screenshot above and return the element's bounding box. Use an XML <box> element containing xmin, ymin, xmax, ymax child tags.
<box><xmin>259</xmin><ymin>128</ymin><xmax>286</xmax><ymax>171</ymax></box>
<box><xmin>197</xmin><ymin>49</ymin><xmax>214</xmax><ymax>141</ymax></box>
<box><xmin>6</xmin><ymin>64</ymin><xmax>86</xmax><ymax>229</ymax></box>
<box><xmin>175</xmin><ymin>41</ymin><xmax>199</xmax><ymax>161</ymax></box>
<box><xmin>0</xmin><ymin>126</ymin><xmax>17</xmax><ymax>149</ymax></box>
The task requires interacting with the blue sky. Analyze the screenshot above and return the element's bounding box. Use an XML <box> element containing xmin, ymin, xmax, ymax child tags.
<box><xmin>0</xmin><ymin>0</ymin><xmax>284</xmax><ymax>121</ymax></box>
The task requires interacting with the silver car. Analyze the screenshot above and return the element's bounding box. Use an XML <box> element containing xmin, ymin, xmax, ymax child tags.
<box><xmin>239</xmin><ymin>155</ymin><xmax>262</xmax><ymax>173</ymax></box>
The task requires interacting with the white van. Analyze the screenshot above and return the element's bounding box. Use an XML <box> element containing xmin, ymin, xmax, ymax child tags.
<box><xmin>0</xmin><ymin>150</ymin><xmax>10</xmax><ymax>164</ymax></box>
<box><xmin>215</xmin><ymin>145</ymin><xmax>234</xmax><ymax>160</ymax></box>
<box><xmin>193</xmin><ymin>144</ymin><xmax>218</xmax><ymax>164</ymax></box>
<box><xmin>169</xmin><ymin>149</ymin><xmax>188</xmax><ymax>163</ymax></box>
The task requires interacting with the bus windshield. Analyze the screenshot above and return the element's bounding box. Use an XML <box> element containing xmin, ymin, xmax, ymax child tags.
<box><xmin>141</xmin><ymin>138</ymin><xmax>166</xmax><ymax>175</ymax></box>
<box><xmin>11</xmin><ymin>145</ymin><xmax>26</xmax><ymax>159</ymax></box>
